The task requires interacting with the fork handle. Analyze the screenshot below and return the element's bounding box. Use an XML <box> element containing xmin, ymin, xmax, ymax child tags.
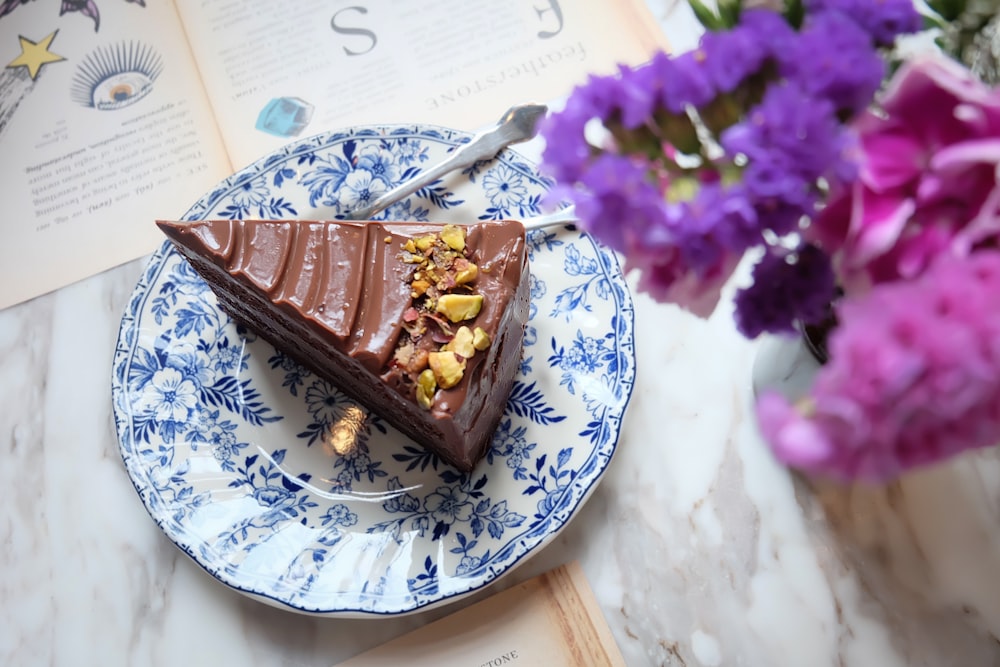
<box><xmin>345</xmin><ymin>105</ymin><xmax>545</xmax><ymax>221</ymax></box>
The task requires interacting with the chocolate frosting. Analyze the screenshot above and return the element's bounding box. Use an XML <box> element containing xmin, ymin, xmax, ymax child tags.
<box><xmin>157</xmin><ymin>219</ymin><xmax>529</xmax><ymax>471</ymax></box>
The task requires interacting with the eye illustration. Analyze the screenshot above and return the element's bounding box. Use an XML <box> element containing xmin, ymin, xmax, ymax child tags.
<box><xmin>70</xmin><ymin>41</ymin><xmax>163</xmax><ymax>110</ymax></box>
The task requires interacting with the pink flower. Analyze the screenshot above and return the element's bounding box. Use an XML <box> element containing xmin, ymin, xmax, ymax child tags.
<box><xmin>629</xmin><ymin>245</ymin><xmax>741</xmax><ymax>318</ymax></box>
<box><xmin>756</xmin><ymin>250</ymin><xmax>1000</xmax><ymax>480</ymax></box>
<box><xmin>811</xmin><ymin>55</ymin><xmax>1000</xmax><ymax>292</ymax></box>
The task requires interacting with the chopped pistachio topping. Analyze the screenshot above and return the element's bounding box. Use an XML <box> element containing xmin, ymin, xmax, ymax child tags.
<box><xmin>440</xmin><ymin>224</ymin><xmax>466</xmax><ymax>252</ymax></box>
<box><xmin>445</xmin><ymin>326</ymin><xmax>476</xmax><ymax>358</ymax></box>
<box><xmin>416</xmin><ymin>369</ymin><xmax>437</xmax><ymax>409</ymax></box>
<box><xmin>393</xmin><ymin>224</ymin><xmax>494</xmax><ymax>410</ymax></box>
<box><xmin>428</xmin><ymin>351</ymin><xmax>465</xmax><ymax>389</ymax></box>
<box><xmin>472</xmin><ymin>327</ymin><xmax>491</xmax><ymax>351</ymax></box>
<box><xmin>436</xmin><ymin>294</ymin><xmax>483</xmax><ymax>323</ymax></box>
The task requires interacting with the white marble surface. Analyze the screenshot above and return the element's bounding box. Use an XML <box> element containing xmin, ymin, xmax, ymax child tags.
<box><xmin>5</xmin><ymin>2</ymin><xmax>1000</xmax><ymax>666</ymax></box>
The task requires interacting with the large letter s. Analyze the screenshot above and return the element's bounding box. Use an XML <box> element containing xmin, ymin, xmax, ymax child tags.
<box><xmin>331</xmin><ymin>6</ymin><xmax>377</xmax><ymax>56</ymax></box>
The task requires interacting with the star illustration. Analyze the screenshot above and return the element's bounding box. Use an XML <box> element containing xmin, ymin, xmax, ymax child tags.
<box><xmin>7</xmin><ymin>31</ymin><xmax>66</xmax><ymax>81</ymax></box>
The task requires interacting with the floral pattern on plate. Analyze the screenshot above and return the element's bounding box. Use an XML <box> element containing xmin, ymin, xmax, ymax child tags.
<box><xmin>111</xmin><ymin>124</ymin><xmax>636</xmax><ymax>616</ymax></box>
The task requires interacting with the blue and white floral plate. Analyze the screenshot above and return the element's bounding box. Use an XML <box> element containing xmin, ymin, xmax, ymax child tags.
<box><xmin>111</xmin><ymin>124</ymin><xmax>636</xmax><ymax>617</ymax></box>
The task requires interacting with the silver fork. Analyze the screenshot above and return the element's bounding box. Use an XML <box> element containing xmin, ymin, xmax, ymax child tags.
<box><xmin>344</xmin><ymin>102</ymin><xmax>549</xmax><ymax>221</ymax></box>
<box><xmin>519</xmin><ymin>205</ymin><xmax>579</xmax><ymax>231</ymax></box>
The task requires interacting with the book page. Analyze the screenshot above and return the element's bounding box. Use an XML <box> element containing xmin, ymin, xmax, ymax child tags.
<box><xmin>0</xmin><ymin>0</ymin><xmax>231</xmax><ymax>309</ymax></box>
<box><xmin>335</xmin><ymin>562</ymin><xmax>626</xmax><ymax>667</ymax></box>
<box><xmin>175</xmin><ymin>0</ymin><xmax>669</xmax><ymax>170</ymax></box>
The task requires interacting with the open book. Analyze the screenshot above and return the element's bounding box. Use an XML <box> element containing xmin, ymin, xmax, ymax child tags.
<box><xmin>335</xmin><ymin>562</ymin><xmax>626</xmax><ymax>666</ymax></box>
<box><xmin>0</xmin><ymin>0</ymin><xmax>668</xmax><ymax>310</ymax></box>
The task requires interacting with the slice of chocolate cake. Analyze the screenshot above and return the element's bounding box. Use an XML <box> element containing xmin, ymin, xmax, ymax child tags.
<box><xmin>157</xmin><ymin>219</ymin><xmax>529</xmax><ymax>472</ymax></box>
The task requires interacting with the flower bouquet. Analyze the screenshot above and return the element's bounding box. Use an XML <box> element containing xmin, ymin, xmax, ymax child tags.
<box><xmin>538</xmin><ymin>0</ymin><xmax>1000</xmax><ymax>481</ymax></box>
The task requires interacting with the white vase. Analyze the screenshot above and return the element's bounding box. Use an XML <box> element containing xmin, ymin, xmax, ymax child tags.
<box><xmin>750</xmin><ymin>332</ymin><xmax>822</xmax><ymax>401</ymax></box>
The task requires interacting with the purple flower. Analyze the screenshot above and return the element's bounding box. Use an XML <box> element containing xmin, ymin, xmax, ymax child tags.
<box><xmin>554</xmin><ymin>151</ymin><xmax>763</xmax><ymax>317</ymax></box>
<box><xmin>540</xmin><ymin>67</ymin><xmax>665</xmax><ymax>180</ymax></box>
<box><xmin>664</xmin><ymin>198</ymin><xmax>726</xmax><ymax>272</ymax></box>
<box><xmin>626</xmin><ymin>11</ymin><xmax>799</xmax><ymax>119</ymax></box>
<box><xmin>578</xmin><ymin>71</ymin><xmax>627</xmax><ymax>118</ymax></box>
<box><xmin>615</xmin><ymin>63</ymin><xmax>660</xmax><ymax>129</ymax></box>
<box><xmin>726</xmin><ymin>83</ymin><xmax>854</xmax><ymax>181</ymax></box>
<box><xmin>756</xmin><ymin>250</ymin><xmax>1000</xmax><ymax>480</ymax></box>
<box><xmin>651</xmin><ymin>50</ymin><xmax>716</xmax><ymax>114</ymax></box>
<box><xmin>783</xmin><ymin>11</ymin><xmax>885</xmax><ymax>115</ymax></box>
<box><xmin>536</xmin><ymin>6</ymin><xmax>887</xmax><ymax>329</ymax></box>
<box><xmin>739</xmin><ymin>9</ymin><xmax>798</xmax><ymax>63</ymax></box>
<box><xmin>705</xmin><ymin>182</ymin><xmax>762</xmax><ymax>251</ymax></box>
<box><xmin>734</xmin><ymin>244</ymin><xmax>837</xmax><ymax>337</ymax></box>
<box><xmin>614</xmin><ymin>184</ymin><xmax>745</xmax><ymax>317</ymax></box>
<box><xmin>723</xmin><ymin>81</ymin><xmax>858</xmax><ymax>217</ymax></box>
<box><xmin>755</xmin><ymin>200</ymin><xmax>811</xmax><ymax>239</ymax></box>
<box><xmin>697</xmin><ymin>18</ymin><xmax>772</xmax><ymax>94</ymax></box>
<box><xmin>675</xmin><ymin>10</ymin><xmax>799</xmax><ymax>104</ymax></box>
<box><xmin>539</xmin><ymin>98</ymin><xmax>593</xmax><ymax>183</ymax></box>
<box><xmin>629</xmin><ymin>241</ymin><xmax>742</xmax><ymax>318</ymax></box>
<box><xmin>660</xmin><ymin>181</ymin><xmax>765</xmax><ymax>268</ymax></box>
<box><xmin>804</xmin><ymin>0</ymin><xmax>922</xmax><ymax>46</ymax></box>
<box><xmin>569</xmin><ymin>153</ymin><xmax>668</xmax><ymax>255</ymax></box>
<box><xmin>740</xmin><ymin>150</ymin><xmax>816</xmax><ymax>216</ymax></box>
<box><xmin>667</xmin><ymin>209</ymin><xmax>725</xmax><ymax>275</ymax></box>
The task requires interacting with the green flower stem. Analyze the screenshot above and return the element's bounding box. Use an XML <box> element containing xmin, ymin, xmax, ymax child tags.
<box><xmin>652</xmin><ymin>109</ymin><xmax>703</xmax><ymax>157</ymax></box>
<box><xmin>608</xmin><ymin>120</ymin><xmax>673</xmax><ymax>163</ymax></box>
<box><xmin>699</xmin><ymin>93</ymin><xmax>745</xmax><ymax>137</ymax></box>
